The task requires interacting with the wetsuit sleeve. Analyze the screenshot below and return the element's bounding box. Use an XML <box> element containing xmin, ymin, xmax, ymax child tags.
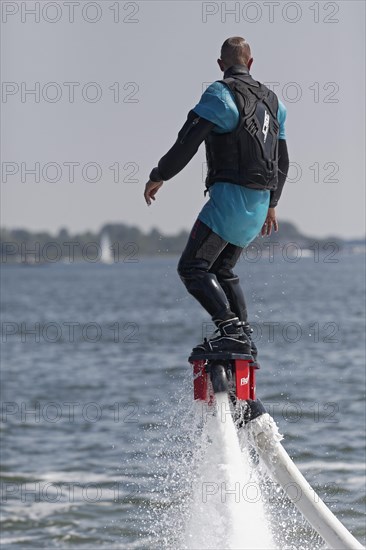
<box><xmin>270</xmin><ymin>139</ymin><xmax>289</xmax><ymax>208</ymax></box>
<box><xmin>149</xmin><ymin>110</ymin><xmax>216</xmax><ymax>182</ymax></box>
<box><xmin>277</xmin><ymin>100</ymin><xmax>287</xmax><ymax>140</ymax></box>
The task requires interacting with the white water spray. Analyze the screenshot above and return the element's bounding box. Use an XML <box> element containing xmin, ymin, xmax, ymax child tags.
<box><xmin>144</xmin><ymin>376</ymin><xmax>363</xmax><ymax>550</ymax></box>
<box><xmin>182</xmin><ymin>393</ymin><xmax>274</xmax><ymax>550</ymax></box>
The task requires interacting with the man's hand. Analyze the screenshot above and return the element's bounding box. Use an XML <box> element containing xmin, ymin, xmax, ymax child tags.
<box><xmin>261</xmin><ymin>207</ymin><xmax>278</xmax><ymax>236</ymax></box>
<box><xmin>144</xmin><ymin>180</ymin><xmax>163</xmax><ymax>206</ymax></box>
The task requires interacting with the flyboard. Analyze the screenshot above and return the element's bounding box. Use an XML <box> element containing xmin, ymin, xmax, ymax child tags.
<box><xmin>189</xmin><ymin>351</ymin><xmax>364</xmax><ymax>550</ymax></box>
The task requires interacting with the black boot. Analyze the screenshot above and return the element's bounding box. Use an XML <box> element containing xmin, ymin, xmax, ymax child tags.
<box><xmin>192</xmin><ymin>317</ymin><xmax>252</xmax><ymax>356</ymax></box>
<box><xmin>242</xmin><ymin>322</ymin><xmax>259</xmax><ymax>364</ymax></box>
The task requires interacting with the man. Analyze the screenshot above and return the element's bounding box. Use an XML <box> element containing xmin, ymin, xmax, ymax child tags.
<box><xmin>144</xmin><ymin>37</ymin><xmax>289</xmax><ymax>360</ymax></box>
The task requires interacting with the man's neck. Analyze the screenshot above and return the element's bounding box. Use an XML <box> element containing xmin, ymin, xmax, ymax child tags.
<box><xmin>223</xmin><ymin>64</ymin><xmax>250</xmax><ymax>78</ymax></box>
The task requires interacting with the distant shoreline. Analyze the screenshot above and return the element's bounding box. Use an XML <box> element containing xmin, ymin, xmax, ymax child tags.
<box><xmin>1</xmin><ymin>222</ymin><xmax>365</xmax><ymax>264</ymax></box>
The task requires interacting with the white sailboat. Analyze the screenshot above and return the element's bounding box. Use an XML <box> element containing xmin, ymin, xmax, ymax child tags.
<box><xmin>100</xmin><ymin>233</ymin><xmax>114</xmax><ymax>264</ymax></box>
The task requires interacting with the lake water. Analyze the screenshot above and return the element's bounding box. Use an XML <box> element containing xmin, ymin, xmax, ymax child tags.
<box><xmin>1</xmin><ymin>251</ymin><xmax>365</xmax><ymax>548</ymax></box>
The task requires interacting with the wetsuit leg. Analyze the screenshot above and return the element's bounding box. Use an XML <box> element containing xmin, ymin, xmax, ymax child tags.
<box><xmin>209</xmin><ymin>244</ymin><xmax>248</xmax><ymax>323</ymax></box>
<box><xmin>210</xmin><ymin>244</ymin><xmax>259</xmax><ymax>362</ymax></box>
<box><xmin>177</xmin><ymin>219</ymin><xmax>236</xmax><ymax>322</ymax></box>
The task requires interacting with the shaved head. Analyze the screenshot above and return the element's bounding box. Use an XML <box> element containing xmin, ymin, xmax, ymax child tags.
<box><xmin>220</xmin><ymin>37</ymin><xmax>252</xmax><ymax>67</ymax></box>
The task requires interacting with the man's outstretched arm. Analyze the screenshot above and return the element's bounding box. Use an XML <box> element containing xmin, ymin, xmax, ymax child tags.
<box><xmin>144</xmin><ymin>110</ymin><xmax>215</xmax><ymax>205</ymax></box>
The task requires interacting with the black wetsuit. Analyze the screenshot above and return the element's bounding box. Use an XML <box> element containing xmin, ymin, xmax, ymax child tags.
<box><xmin>150</xmin><ymin>65</ymin><xmax>289</xmax><ymax>325</ymax></box>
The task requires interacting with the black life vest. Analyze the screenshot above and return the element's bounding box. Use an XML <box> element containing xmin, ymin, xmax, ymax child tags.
<box><xmin>205</xmin><ymin>65</ymin><xmax>279</xmax><ymax>192</ymax></box>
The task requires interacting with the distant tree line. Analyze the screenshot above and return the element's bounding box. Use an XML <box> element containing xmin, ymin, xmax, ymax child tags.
<box><xmin>0</xmin><ymin>222</ymin><xmax>357</xmax><ymax>264</ymax></box>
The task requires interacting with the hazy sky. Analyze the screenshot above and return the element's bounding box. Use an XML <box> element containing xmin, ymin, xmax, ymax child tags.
<box><xmin>1</xmin><ymin>0</ymin><xmax>365</xmax><ymax>239</ymax></box>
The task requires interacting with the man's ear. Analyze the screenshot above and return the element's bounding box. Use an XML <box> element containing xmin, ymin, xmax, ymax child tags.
<box><xmin>217</xmin><ymin>58</ymin><xmax>225</xmax><ymax>71</ymax></box>
<box><xmin>247</xmin><ymin>57</ymin><xmax>253</xmax><ymax>70</ymax></box>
